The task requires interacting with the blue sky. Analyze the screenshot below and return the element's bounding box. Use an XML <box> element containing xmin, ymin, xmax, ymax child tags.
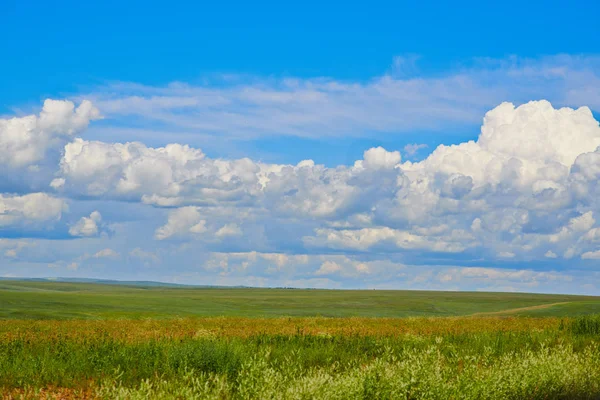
<box><xmin>3</xmin><ymin>0</ymin><xmax>600</xmax><ymax>164</ymax></box>
<box><xmin>2</xmin><ymin>1</ymin><xmax>600</xmax><ymax>293</ymax></box>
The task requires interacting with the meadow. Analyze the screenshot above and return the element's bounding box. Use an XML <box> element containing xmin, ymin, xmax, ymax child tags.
<box><xmin>2</xmin><ymin>281</ymin><xmax>600</xmax><ymax>399</ymax></box>
<box><xmin>2</xmin><ymin>280</ymin><xmax>600</xmax><ymax>319</ymax></box>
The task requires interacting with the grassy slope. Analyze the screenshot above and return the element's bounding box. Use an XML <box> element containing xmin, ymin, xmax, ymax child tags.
<box><xmin>1</xmin><ymin>281</ymin><xmax>600</xmax><ymax>319</ymax></box>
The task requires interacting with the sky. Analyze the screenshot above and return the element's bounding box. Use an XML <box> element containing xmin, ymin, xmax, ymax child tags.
<box><xmin>2</xmin><ymin>1</ymin><xmax>600</xmax><ymax>293</ymax></box>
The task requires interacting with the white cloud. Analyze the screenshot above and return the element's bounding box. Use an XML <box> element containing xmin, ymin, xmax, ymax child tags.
<box><xmin>6</xmin><ymin>68</ymin><xmax>600</xmax><ymax>293</ymax></box>
<box><xmin>54</xmin><ymin>138</ymin><xmax>264</xmax><ymax>205</ymax></box>
<box><xmin>154</xmin><ymin>207</ymin><xmax>207</xmax><ymax>240</ymax></box>
<box><xmin>0</xmin><ymin>193</ymin><xmax>65</xmax><ymax>227</ymax></box>
<box><xmin>304</xmin><ymin>227</ymin><xmax>472</xmax><ymax>253</ymax></box>
<box><xmin>402</xmin><ymin>100</ymin><xmax>600</xmax><ymax>189</ymax></box>
<box><xmin>361</xmin><ymin>147</ymin><xmax>401</xmax><ymax>170</ymax></box>
<box><xmin>315</xmin><ymin>261</ymin><xmax>342</xmax><ymax>276</ymax></box>
<box><xmin>0</xmin><ymin>99</ymin><xmax>99</xmax><ymax>168</ymax></box>
<box><xmin>41</xmin><ymin>97</ymin><xmax>600</xmax><ymax>264</ymax></box>
<box><xmin>69</xmin><ymin>211</ymin><xmax>102</xmax><ymax>237</ymax></box>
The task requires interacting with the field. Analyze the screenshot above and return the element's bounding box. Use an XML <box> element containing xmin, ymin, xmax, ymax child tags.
<box><xmin>2</xmin><ymin>281</ymin><xmax>600</xmax><ymax>399</ymax></box>
<box><xmin>3</xmin><ymin>280</ymin><xmax>600</xmax><ymax>319</ymax></box>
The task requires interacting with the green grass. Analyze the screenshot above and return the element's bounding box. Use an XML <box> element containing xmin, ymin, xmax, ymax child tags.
<box><xmin>2</xmin><ymin>317</ymin><xmax>600</xmax><ymax>399</ymax></box>
<box><xmin>4</xmin><ymin>281</ymin><xmax>600</xmax><ymax>398</ymax></box>
<box><xmin>1</xmin><ymin>281</ymin><xmax>600</xmax><ymax>319</ymax></box>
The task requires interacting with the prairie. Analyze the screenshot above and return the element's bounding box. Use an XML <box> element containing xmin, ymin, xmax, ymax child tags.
<box><xmin>2</xmin><ymin>280</ymin><xmax>600</xmax><ymax>319</ymax></box>
<box><xmin>2</xmin><ymin>281</ymin><xmax>600</xmax><ymax>399</ymax></box>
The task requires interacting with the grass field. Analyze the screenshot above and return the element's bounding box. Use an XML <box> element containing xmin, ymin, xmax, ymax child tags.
<box><xmin>2</xmin><ymin>280</ymin><xmax>600</xmax><ymax>319</ymax></box>
<box><xmin>2</xmin><ymin>281</ymin><xmax>600</xmax><ymax>399</ymax></box>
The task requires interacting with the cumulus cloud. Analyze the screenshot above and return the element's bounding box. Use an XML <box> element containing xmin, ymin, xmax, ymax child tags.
<box><xmin>5</xmin><ymin>92</ymin><xmax>600</xmax><ymax>293</ymax></box>
<box><xmin>53</xmin><ymin>138</ymin><xmax>265</xmax><ymax>205</ymax></box>
<box><xmin>45</xmin><ymin>99</ymin><xmax>600</xmax><ymax>265</ymax></box>
<box><xmin>360</xmin><ymin>147</ymin><xmax>401</xmax><ymax>170</ymax></box>
<box><xmin>304</xmin><ymin>227</ymin><xmax>472</xmax><ymax>253</ymax></box>
<box><xmin>0</xmin><ymin>99</ymin><xmax>99</xmax><ymax>169</ymax></box>
<box><xmin>154</xmin><ymin>207</ymin><xmax>207</xmax><ymax>240</ymax></box>
<box><xmin>402</xmin><ymin>100</ymin><xmax>600</xmax><ymax>188</ymax></box>
<box><xmin>0</xmin><ymin>193</ymin><xmax>65</xmax><ymax>227</ymax></box>
<box><xmin>69</xmin><ymin>211</ymin><xmax>102</xmax><ymax>237</ymax></box>
<box><xmin>315</xmin><ymin>261</ymin><xmax>342</xmax><ymax>276</ymax></box>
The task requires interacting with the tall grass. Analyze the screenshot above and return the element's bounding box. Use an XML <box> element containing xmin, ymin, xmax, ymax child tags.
<box><xmin>101</xmin><ymin>343</ymin><xmax>600</xmax><ymax>399</ymax></box>
<box><xmin>2</xmin><ymin>316</ymin><xmax>600</xmax><ymax>398</ymax></box>
<box><xmin>568</xmin><ymin>314</ymin><xmax>600</xmax><ymax>335</ymax></box>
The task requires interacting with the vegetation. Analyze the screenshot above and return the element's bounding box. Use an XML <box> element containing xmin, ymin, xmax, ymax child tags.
<box><xmin>2</xmin><ymin>280</ymin><xmax>600</xmax><ymax>319</ymax></box>
<box><xmin>2</xmin><ymin>282</ymin><xmax>600</xmax><ymax>398</ymax></box>
<box><xmin>2</xmin><ymin>316</ymin><xmax>600</xmax><ymax>398</ymax></box>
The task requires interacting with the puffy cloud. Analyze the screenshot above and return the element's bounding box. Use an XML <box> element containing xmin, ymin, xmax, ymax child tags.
<box><xmin>154</xmin><ymin>207</ymin><xmax>207</xmax><ymax>240</ymax></box>
<box><xmin>0</xmin><ymin>193</ymin><xmax>65</xmax><ymax>227</ymax></box>
<box><xmin>304</xmin><ymin>227</ymin><xmax>472</xmax><ymax>253</ymax></box>
<box><xmin>0</xmin><ymin>100</ymin><xmax>99</xmax><ymax>169</ymax></box>
<box><xmin>361</xmin><ymin>147</ymin><xmax>401</xmax><ymax>170</ymax></box>
<box><xmin>54</xmin><ymin>139</ymin><xmax>403</xmax><ymax>221</ymax></box>
<box><xmin>6</xmin><ymin>95</ymin><xmax>600</xmax><ymax>288</ymax></box>
<box><xmin>403</xmin><ymin>100</ymin><xmax>600</xmax><ymax>189</ymax></box>
<box><xmin>45</xmin><ymin>99</ymin><xmax>600</xmax><ymax>264</ymax></box>
<box><xmin>53</xmin><ymin>138</ymin><xmax>265</xmax><ymax>204</ymax></box>
<box><xmin>69</xmin><ymin>211</ymin><xmax>102</xmax><ymax>237</ymax></box>
<box><xmin>315</xmin><ymin>261</ymin><xmax>342</xmax><ymax>276</ymax></box>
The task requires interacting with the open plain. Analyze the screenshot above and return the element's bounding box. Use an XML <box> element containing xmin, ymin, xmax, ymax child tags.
<box><xmin>2</xmin><ymin>281</ymin><xmax>600</xmax><ymax>399</ymax></box>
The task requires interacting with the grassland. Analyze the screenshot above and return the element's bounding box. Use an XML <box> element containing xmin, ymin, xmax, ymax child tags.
<box><xmin>2</xmin><ymin>281</ymin><xmax>600</xmax><ymax>399</ymax></box>
<box><xmin>2</xmin><ymin>280</ymin><xmax>600</xmax><ymax>319</ymax></box>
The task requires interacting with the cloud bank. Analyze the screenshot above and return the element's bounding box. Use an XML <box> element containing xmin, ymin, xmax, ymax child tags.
<box><xmin>3</xmin><ymin>61</ymin><xmax>600</xmax><ymax>293</ymax></box>
<box><xmin>46</xmin><ymin>100</ymin><xmax>600</xmax><ymax>265</ymax></box>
